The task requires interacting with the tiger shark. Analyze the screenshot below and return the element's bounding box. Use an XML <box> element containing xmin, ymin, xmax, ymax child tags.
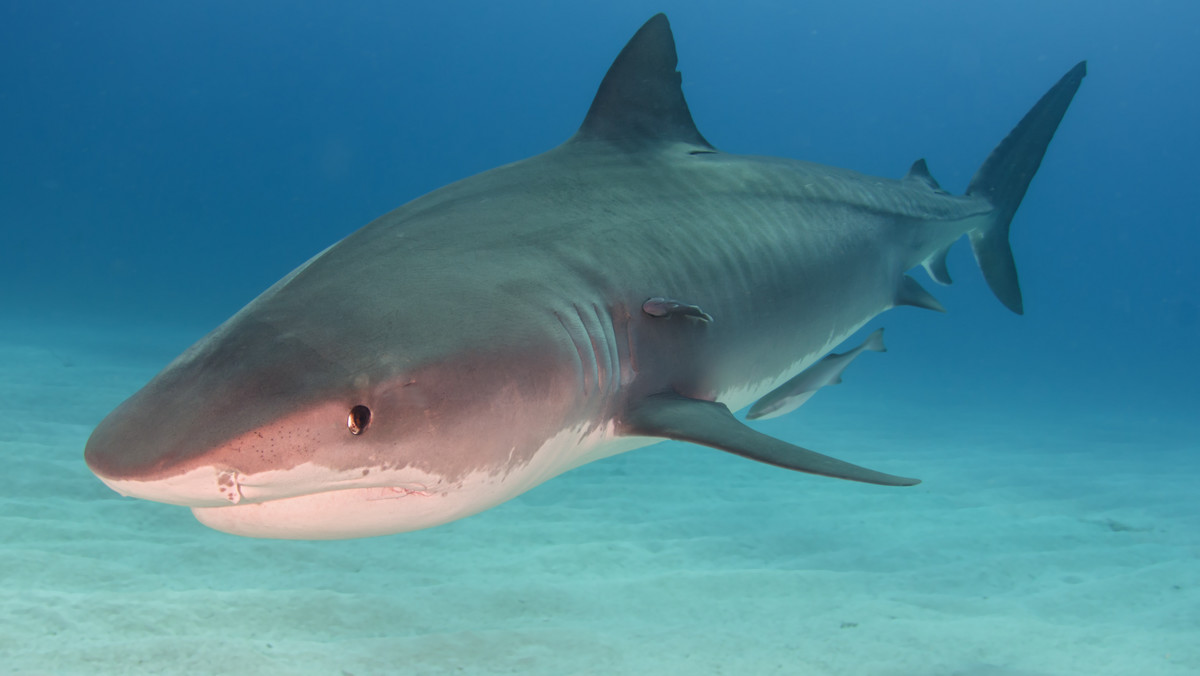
<box><xmin>84</xmin><ymin>14</ymin><xmax>1085</xmax><ymax>539</ymax></box>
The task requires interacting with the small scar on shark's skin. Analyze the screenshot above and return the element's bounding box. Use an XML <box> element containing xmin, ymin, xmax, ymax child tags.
<box><xmin>642</xmin><ymin>297</ymin><xmax>713</xmax><ymax>323</ymax></box>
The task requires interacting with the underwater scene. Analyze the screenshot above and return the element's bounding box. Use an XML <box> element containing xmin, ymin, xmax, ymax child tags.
<box><xmin>2</xmin><ymin>1</ymin><xmax>1196</xmax><ymax>674</ymax></box>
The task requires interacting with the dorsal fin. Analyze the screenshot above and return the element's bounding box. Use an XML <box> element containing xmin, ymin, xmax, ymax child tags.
<box><xmin>571</xmin><ymin>14</ymin><xmax>714</xmax><ymax>151</ymax></box>
<box><xmin>904</xmin><ymin>158</ymin><xmax>947</xmax><ymax>193</ymax></box>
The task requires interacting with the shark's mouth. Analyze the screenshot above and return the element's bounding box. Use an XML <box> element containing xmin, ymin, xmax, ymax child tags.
<box><xmin>97</xmin><ymin>461</ymin><xmax>480</xmax><ymax>539</ymax></box>
<box><xmin>190</xmin><ymin>484</ymin><xmax>475</xmax><ymax>540</ymax></box>
<box><xmin>93</xmin><ymin>461</ymin><xmax>420</xmax><ymax>507</ymax></box>
<box><xmin>113</xmin><ymin>423</ymin><xmax>644</xmax><ymax>539</ymax></box>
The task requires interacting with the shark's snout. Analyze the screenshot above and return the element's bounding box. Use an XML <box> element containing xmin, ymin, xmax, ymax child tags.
<box><xmin>83</xmin><ymin>306</ymin><xmax>374</xmax><ymax>507</ymax></box>
<box><xmin>85</xmin><ymin>403</ymin><xmax>249</xmax><ymax>508</ymax></box>
<box><xmin>84</xmin><ymin>391</ymin><xmax>193</xmax><ymax>485</ymax></box>
<box><xmin>85</xmin><ymin>386</ymin><xmax>363</xmax><ymax>509</ymax></box>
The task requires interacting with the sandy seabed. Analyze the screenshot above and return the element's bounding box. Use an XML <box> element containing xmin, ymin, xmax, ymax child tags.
<box><xmin>1</xmin><ymin>318</ymin><xmax>1196</xmax><ymax>676</ymax></box>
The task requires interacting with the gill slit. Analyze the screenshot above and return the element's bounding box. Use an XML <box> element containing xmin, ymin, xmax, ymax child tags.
<box><xmin>556</xmin><ymin>302</ymin><xmax>628</xmax><ymax>397</ymax></box>
<box><xmin>555</xmin><ymin>310</ymin><xmax>590</xmax><ymax>392</ymax></box>
<box><xmin>591</xmin><ymin>302</ymin><xmax>620</xmax><ymax>396</ymax></box>
<box><xmin>575</xmin><ymin>303</ymin><xmax>607</xmax><ymax>395</ymax></box>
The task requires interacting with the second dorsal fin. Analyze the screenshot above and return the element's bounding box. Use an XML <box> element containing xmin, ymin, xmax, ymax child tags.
<box><xmin>904</xmin><ymin>158</ymin><xmax>947</xmax><ymax>194</ymax></box>
<box><xmin>570</xmin><ymin>14</ymin><xmax>714</xmax><ymax>151</ymax></box>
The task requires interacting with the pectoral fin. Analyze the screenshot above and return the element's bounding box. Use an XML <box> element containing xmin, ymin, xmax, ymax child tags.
<box><xmin>621</xmin><ymin>393</ymin><xmax>920</xmax><ymax>486</ymax></box>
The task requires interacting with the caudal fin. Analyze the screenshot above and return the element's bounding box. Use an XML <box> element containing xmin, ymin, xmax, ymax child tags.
<box><xmin>967</xmin><ymin>61</ymin><xmax>1087</xmax><ymax>314</ymax></box>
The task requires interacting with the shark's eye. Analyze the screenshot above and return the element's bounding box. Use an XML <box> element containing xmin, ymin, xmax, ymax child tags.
<box><xmin>347</xmin><ymin>405</ymin><xmax>371</xmax><ymax>435</ymax></box>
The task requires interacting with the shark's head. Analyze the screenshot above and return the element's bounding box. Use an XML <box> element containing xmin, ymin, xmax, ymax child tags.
<box><xmin>84</xmin><ymin>236</ymin><xmax>609</xmax><ymax>539</ymax></box>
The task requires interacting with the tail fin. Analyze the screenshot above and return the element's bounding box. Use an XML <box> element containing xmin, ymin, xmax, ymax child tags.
<box><xmin>967</xmin><ymin>61</ymin><xmax>1087</xmax><ymax>314</ymax></box>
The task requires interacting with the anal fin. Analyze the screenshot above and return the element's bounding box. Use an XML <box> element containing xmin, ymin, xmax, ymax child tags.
<box><xmin>621</xmin><ymin>393</ymin><xmax>920</xmax><ymax>486</ymax></box>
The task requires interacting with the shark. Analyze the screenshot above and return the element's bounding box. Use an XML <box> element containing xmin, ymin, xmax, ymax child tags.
<box><xmin>84</xmin><ymin>14</ymin><xmax>1086</xmax><ymax>539</ymax></box>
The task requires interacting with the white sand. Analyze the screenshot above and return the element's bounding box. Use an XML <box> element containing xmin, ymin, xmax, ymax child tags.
<box><xmin>1</xmin><ymin>318</ymin><xmax>1196</xmax><ymax>676</ymax></box>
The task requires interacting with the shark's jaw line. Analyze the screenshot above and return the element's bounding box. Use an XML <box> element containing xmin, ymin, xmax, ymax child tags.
<box><xmin>109</xmin><ymin>423</ymin><xmax>647</xmax><ymax>540</ymax></box>
<box><xmin>191</xmin><ymin>425</ymin><xmax>649</xmax><ymax>540</ymax></box>
<box><xmin>83</xmin><ymin>14</ymin><xmax>1085</xmax><ymax>539</ymax></box>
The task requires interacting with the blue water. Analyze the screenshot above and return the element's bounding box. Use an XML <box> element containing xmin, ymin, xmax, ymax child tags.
<box><xmin>2</xmin><ymin>1</ymin><xmax>1197</xmax><ymax>674</ymax></box>
<box><xmin>5</xmin><ymin>1</ymin><xmax>1198</xmax><ymax>411</ymax></box>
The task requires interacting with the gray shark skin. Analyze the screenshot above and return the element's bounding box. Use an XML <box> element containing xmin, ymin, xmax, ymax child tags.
<box><xmin>84</xmin><ymin>14</ymin><xmax>1086</xmax><ymax>539</ymax></box>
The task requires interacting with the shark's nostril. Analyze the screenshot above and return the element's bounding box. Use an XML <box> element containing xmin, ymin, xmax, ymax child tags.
<box><xmin>348</xmin><ymin>405</ymin><xmax>371</xmax><ymax>435</ymax></box>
